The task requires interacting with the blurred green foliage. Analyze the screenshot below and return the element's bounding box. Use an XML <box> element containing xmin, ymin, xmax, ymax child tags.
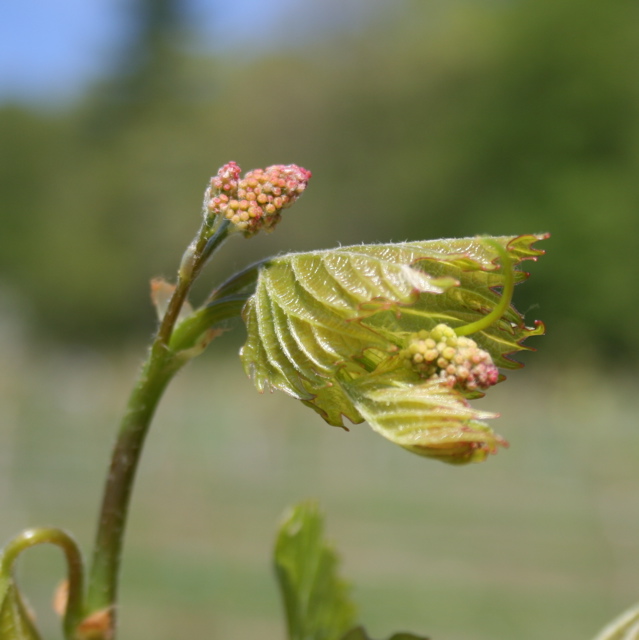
<box><xmin>3</xmin><ymin>349</ymin><xmax>639</xmax><ymax>640</ymax></box>
<box><xmin>1</xmin><ymin>0</ymin><xmax>638</xmax><ymax>359</ymax></box>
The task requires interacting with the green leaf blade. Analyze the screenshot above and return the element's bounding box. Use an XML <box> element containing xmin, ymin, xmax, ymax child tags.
<box><xmin>274</xmin><ymin>502</ymin><xmax>357</xmax><ymax>640</ymax></box>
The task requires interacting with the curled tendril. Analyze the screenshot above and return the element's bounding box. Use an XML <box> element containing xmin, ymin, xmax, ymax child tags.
<box><xmin>1</xmin><ymin>527</ymin><xmax>86</xmax><ymax>638</ymax></box>
<box><xmin>455</xmin><ymin>239</ymin><xmax>514</xmax><ymax>337</ymax></box>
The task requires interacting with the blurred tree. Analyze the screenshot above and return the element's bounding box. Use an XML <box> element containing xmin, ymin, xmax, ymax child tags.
<box><xmin>1</xmin><ymin>0</ymin><xmax>638</xmax><ymax>362</ymax></box>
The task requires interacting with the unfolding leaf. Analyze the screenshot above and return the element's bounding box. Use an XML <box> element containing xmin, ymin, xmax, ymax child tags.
<box><xmin>241</xmin><ymin>235</ymin><xmax>546</xmax><ymax>462</ymax></box>
<box><xmin>344</xmin><ymin>372</ymin><xmax>504</xmax><ymax>464</ymax></box>
<box><xmin>274</xmin><ymin>502</ymin><xmax>356</xmax><ymax>640</ymax></box>
<box><xmin>241</xmin><ymin>242</ymin><xmax>459</xmax><ymax>395</ymax></box>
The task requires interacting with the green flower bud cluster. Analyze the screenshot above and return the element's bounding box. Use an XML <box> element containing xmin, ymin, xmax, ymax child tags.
<box><xmin>207</xmin><ymin>162</ymin><xmax>311</xmax><ymax>236</ymax></box>
<box><xmin>401</xmin><ymin>323</ymin><xmax>499</xmax><ymax>391</ymax></box>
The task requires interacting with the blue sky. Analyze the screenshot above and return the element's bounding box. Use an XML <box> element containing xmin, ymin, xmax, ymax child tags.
<box><xmin>0</xmin><ymin>0</ymin><xmax>380</xmax><ymax>105</ymax></box>
<box><xmin>0</xmin><ymin>0</ymin><xmax>126</xmax><ymax>103</ymax></box>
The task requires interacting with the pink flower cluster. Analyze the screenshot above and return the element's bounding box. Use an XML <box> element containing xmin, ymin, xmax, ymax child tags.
<box><xmin>207</xmin><ymin>162</ymin><xmax>312</xmax><ymax>236</ymax></box>
<box><xmin>210</xmin><ymin>161</ymin><xmax>241</xmax><ymax>194</ymax></box>
<box><xmin>401</xmin><ymin>324</ymin><xmax>499</xmax><ymax>392</ymax></box>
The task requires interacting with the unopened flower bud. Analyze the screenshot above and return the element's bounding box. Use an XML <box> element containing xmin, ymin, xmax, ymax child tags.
<box><xmin>206</xmin><ymin>162</ymin><xmax>242</xmax><ymax>220</ymax></box>
<box><xmin>207</xmin><ymin>162</ymin><xmax>311</xmax><ymax>236</ymax></box>
<box><xmin>401</xmin><ymin>324</ymin><xmax>499</xmax><ymax>391</ymax></box>
<box><xmin>210</xmin><ymin>161</ymin><xmax>241</xmax><ymax>196</ymax></box>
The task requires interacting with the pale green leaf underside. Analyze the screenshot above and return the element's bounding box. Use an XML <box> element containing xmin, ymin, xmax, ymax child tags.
<box><xmin>241</xmin><ymin>234</ymin><xmax>545</xmax><ymax>463</ymax></box>
<box><xmin>344</xmin><ymin>373</ymin><xmax>503</xmax><ymax>464</ymax></box>
<box><xmin>274</xmin><ymin>502</ymin><xmax>356</xmax><ymax>640</ymax></box>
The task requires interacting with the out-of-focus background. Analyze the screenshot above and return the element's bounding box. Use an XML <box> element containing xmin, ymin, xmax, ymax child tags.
<box><xmin>1</xmin><ymin>1</ymin><xmax>639</xmax><ymax>638</ymax></box>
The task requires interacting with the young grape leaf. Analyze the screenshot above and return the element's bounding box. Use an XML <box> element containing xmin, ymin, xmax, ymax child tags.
<box><xmin>343</xmin><ymin>371</ymin><xmax>504</xmax><ymax>464</ymax></box>
<box><xmin>274</xmin><ymin>502</ymin><xmax>356</xmax><ymax>640</ymax></box>
<box><xmin>341</xmin><ymin>627</ymin><xmax>429</xmax><ymax>640</ymax></box>
<box><xmin>241</xmin><ymin>235</ymin><xmax>546</xmax><ymax>463</ymax></box>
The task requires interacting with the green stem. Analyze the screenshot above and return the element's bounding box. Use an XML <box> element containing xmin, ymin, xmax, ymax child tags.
<box><xmin>157</xmin><ymin>219</ymin><xmax>231</xmax><ymax>347</ymax></box>
<box><xmin>205</xmin><ymin>258</ymin><xmax>268</xmax><ymax>304</ymax></box>
<box><xmin>1</xmin><ymin>527</ymin><xmax>85</xmax><ymax>638</ymax></box>
<box><xmin>84</xmin><ymin>217</ymin><xmax>231</xmax><ymax>637</ymax></box>
<box><xmin>84</xmin><ymin>353</ymin><xmax>177</xmax><ymax>621</ymax></box>
<box><xmin>455</xmin><ymin>240</ymin><xmax>514</xmax><ymax>337</ymax></box>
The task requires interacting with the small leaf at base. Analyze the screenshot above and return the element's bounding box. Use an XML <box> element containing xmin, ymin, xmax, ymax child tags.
<box><xmin>341</xmin><ymin>625</ymin><xmax>429</xmax><ymax>640</ymax></box>
<box><xmin>0</xmin><ymin>581</ymin><xmax>42</xmax><ymax>640</ymax></box>
<box><xmin>274</xmin><ymin>502</ymin><xmax>356</xmax><ymax>640</ymax></box>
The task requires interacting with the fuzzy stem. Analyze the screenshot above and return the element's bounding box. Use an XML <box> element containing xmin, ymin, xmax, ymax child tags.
<box><xmin>455</xmin><ymin>240</ymin><xmax>514</xmax><ymax>337</ymax></box>
<box><xmin>84</xmin><ymin>217</ymin><xmax>231</xmax><ymax>637</ymax></box>
<box><xmin>84</xmin><ymin>353</ymin><xmax>177</xmax><ymax>624</ymax></box>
